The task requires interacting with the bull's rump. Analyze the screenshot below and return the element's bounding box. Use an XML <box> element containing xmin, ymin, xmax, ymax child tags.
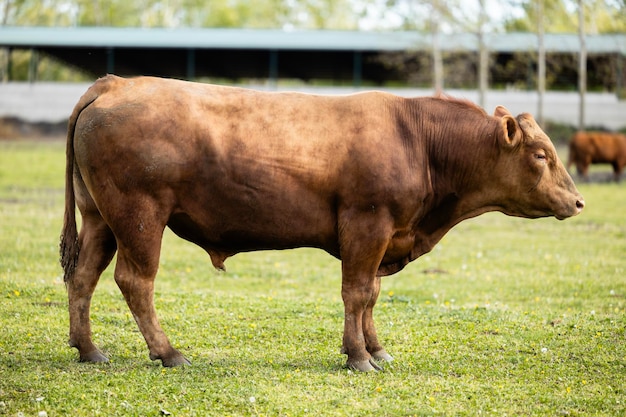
<box><xmin>72</xmin><ymin>76</ymin><xmax>410</xmax><ymax>257</ymax></box>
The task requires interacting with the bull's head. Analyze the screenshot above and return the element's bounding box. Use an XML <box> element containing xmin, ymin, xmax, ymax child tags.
<box><xmin>492</xmin><ymin>106</ymin><xmax>584</xmax><ymax>220</ymax></box>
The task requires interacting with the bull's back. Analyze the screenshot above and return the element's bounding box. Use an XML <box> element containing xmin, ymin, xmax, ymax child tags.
<box><xmin>76</xmin><ymin>75</ymin><xmax>393</xmax><ymax>175</ymax></box>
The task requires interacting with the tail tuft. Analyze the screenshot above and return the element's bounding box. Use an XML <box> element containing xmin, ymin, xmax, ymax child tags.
<box><xmin>60</xmin><ymin>232</ymin><xmax>80</xmax><ymax>283</ymax></box>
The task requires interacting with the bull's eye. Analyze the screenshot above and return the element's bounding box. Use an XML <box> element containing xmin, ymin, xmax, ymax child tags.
<box><xmin>534</xmin><ymin>152</ymin><xmax>546</xmax><ymax>161</ymax></box>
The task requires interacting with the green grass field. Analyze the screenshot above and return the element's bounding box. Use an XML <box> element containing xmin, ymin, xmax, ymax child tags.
<box><xmin>1</xmin><ymin>140</ymin><xmax>624</xmax><ymax>416</ymax></box>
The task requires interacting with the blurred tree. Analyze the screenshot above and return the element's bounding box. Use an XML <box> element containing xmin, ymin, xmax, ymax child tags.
<box><xmin>578</xmin><ymin>0</ymin><xmax>586</xmax><ymax>129</ymax></box>
<box><xmin>494</xmin><ymin>0</ymin><xmax>625</xmax><ymax>100</ymax></box>
<box><xmin>379</xmin><ymin>0</ymin><xmax>494</xmax><ymax>104</ymax></box>
<box><xmin>537</xmin><ymin>0</ymin><xmax>546</xmax><ymax>125</ymax></box>
<box><xmin>431</xmin><ymin>0</ymin><xmax>444</xmax><ymax>92</ymax></box>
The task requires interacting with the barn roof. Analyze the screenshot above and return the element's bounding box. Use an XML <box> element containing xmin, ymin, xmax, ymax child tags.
<box><xmin>1</xmin><ymin>26</ymin><xmax>625</xmax><ymax>55</ymax></box>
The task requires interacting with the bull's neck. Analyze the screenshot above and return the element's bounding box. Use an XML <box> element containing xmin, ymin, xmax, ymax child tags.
<box><xmin>409</xmin><ymin>99</ymin><xmax>498</xmax><ymax>189</ymax></box>
<box><xmin>401</xmin><ymin>97</ymin><xmax>503</xmax><ymax>231</ymax></box>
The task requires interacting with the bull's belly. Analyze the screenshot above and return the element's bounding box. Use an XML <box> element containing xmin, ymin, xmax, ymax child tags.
<box><xmin>166</xmin><ymin>204</ymin><xmax>339</xmax><ymax>255</ymax></box>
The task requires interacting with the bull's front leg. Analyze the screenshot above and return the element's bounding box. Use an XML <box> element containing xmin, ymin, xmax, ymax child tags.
<box><xmin>362</xmin><ymin>276</ymin><xmax>394</xmax><ymax>364</ymax></box>
<box><xmin>338</xmin><ymin>214</ymin><xmax>394</xmax><ymax>372</ymax></box>
<box><xmin>341</xmin><ymin>274</ymin><xmax>393</xmax><ymax>371</ymax></box>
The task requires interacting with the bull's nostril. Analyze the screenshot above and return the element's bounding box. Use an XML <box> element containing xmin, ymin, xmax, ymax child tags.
<box><xmin>576</xmin><ymin>199</ymin><xmax>585</xmax><ymax>210</ymax></box>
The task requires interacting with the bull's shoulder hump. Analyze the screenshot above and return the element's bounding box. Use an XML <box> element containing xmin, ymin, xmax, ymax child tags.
<box><xmin>341</xmin><ymin>90</ymin><xmax>403</xmax><ymax>104</ymax></box>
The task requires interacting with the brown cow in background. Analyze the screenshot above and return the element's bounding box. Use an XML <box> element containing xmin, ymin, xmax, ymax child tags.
<box><xmin>568</xmin><ymin>131</ymin><xmax>626</xmax><ymax>182</ymax></box>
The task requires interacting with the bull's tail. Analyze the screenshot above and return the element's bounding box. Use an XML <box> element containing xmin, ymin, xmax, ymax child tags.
<box><xmin>60</xmin><ymin>78</ymin><xmax>107</xmax><ymax>283</ymax></box>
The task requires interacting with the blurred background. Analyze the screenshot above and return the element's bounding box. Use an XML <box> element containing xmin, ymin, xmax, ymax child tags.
<box><xmin>0</xmin><ymin>0</ymin><xmax>625</xmax><ymax>136</ymax></box>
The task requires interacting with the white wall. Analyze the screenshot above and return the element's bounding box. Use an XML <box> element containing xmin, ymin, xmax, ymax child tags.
<box><xmin>1</xmin><ymin>82</ymin><xmax>624</xmax><ymax>130</ymax></box>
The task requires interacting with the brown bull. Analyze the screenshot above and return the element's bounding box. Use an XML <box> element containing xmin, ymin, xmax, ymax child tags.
<box><xmin>60</xmin><ymin>75</ymin><xmax>584</xmax><ymax>372</ymax></box>
<box><xmin>567</xmin><ymin>131</ymin><xmax>626</xmax><ymax>182</ymax></box>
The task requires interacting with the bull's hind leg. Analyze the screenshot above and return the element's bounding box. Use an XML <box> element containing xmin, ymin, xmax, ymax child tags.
<box><xmin>68</xmin><ymin>212</ymin><xmax>117</xmax><ymax>363</ymax></box>
<box><xmin>111</xmin><ymin>209</ymin><xmax>190</xmax><ymax>367</ymax></box>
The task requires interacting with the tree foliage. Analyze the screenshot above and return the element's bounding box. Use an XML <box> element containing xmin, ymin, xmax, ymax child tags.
<box><xmin>504</xmin><ymin>0</ymin><xmax>626</xmax><ymax>33</ymax></box>
<box><xmin>0</xmin><ymin>0</ymin><xmax>360</xmax><ymax>29</ymax></box>
<box><xmin>1</xmin><ymin>0</ymin><xmax>624</xmax><ymax>33</ymax></box>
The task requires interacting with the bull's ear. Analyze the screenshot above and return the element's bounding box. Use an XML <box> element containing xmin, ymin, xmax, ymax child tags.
<box><xmin>494</xmin><ymin>105</ymin><xmax>512</xmax><ymax>117</ymax></box>
<box><xmin>500</xmin><ymin>115</ymin><xmax>522</xmax><ymax>147</ymax></box>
